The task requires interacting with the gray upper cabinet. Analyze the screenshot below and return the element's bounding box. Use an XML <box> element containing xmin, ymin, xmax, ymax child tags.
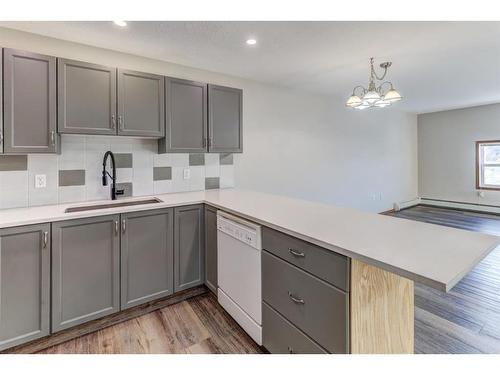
<box><xmin>204</xmin><ymin>205</ymin><xmax>218</xmax><ymax>294</ymax></box>
<box><xmin>208</xmin><ymin>84</ymin><xmax>243</xmax><ymax>153</ymax></box>
<box><xmin>58</xmin><ymin>59</ymin><xmax>117</xmax><ymax>135</ymax></box>
<box><xmin>0</xmin><ymin>48</ymin><xmax>3</xmax><ymax>153</ymax></box>
<box><xmin>3</xmin><ymin>49</ymin><xmax>57</xmax><ymax>154</ymax></box>
<box><xmin>159</xmin><ymin>78</ymin><xmax>207</xmax><ymax>153</ymax></box>
<box><xmin>117</xmin><ymin>69</ymin><xmax>165</xmax><ymax>137</ymax></box>
<box><xmin>121</xmin><ymin>209</ymin><xmax>174</xmax><ymax>309</ymax></box>
<box><xmin>52</xmin><ymin>215</ymin><xmax>120</xmax><ymax>332</ymax></box>
<box><xmin>0</xmin><ymin>224</ymin><xmax>50</xmax><ymax>351</ymax></box>
<box><xmin>174</xmin><ymin>205</ymin><xmax>205</xmax><ymax>292</ymax></box>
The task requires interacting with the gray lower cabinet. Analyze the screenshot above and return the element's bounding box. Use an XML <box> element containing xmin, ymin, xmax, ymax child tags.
<box><xmin>0</xmin><ymin>224</ymin><xmax>50</xmax><ymax>351</ymax></box>
<box><xmin>52</xmin><ymin>215</ymin><xmax>120</xmax><ymax>332</ymax></box>
<box><xmin>204</xmin><ymin>205</ymin><xmax>218</xmax><ymax>293</ymax></box>
<box><xmin>3</xmin><ymin>48</ymin><xmax>57</xmax><ymax>154</ymax></box>
<box><xmin>121</xmin><ymin>209</ymin><xmax>174</xmax><ymax>309</ymax></box>
<box><xmin>208</xmin><ymin>84</ymin><xmax>243</xmax><ymax>153</ymax></box>
<box><xmin>174</xmin><ymin>205</ymin><xmax>205</xmax><ymax>292</ymax></box>
<box><xmin>58</xmin><ymin>59</ymin><xmax>117</xmax><ymax>135</ymax></box>
<box><xmin>117</xmin><ymin>69</ymin><xmax>165</xmax><ymax>137</ymax></box>
<box><xmin>159</xmin><ymin>78</ymin><xmax>208</xmax><ymax>153</ymax></box>
<box><xmin>262</xmin><ymin>250</ymin><xmax>349</xmax><ymax>354</ymax></box>
<box><xmin>262</xmin><ymin>302</ymin><xmax>327</xmax><ymax>354</ymax></box>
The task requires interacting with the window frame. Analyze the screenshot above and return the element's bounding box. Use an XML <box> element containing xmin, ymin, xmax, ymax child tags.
<box><xmin>476</xmin><ymin>140</ymin><xmax>500</xmax><ymax>191</ymax></box>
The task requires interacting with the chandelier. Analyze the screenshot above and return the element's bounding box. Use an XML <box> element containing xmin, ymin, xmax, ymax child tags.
<box><xmin>345</xmin><ymin>57</ymin><xmax>402</xmax><ymax>110</ymax></box>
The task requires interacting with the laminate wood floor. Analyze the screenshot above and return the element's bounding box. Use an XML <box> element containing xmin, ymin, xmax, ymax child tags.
<box><xmin>37</xmin><ymin>293</ymin><xmax>264</xmax><ymax>354</ymax></box>
<box><xmin>387</xmin><ymin>205</ymin><xmax>500</xmax><ymax>354</ymax></box>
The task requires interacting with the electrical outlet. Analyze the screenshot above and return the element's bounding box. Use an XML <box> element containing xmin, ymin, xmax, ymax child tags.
<box><xmin>35</xmin><ymin>174</ymin><xmax>47</xmax><ymax>188</ymax></box>
<box><xmin>183</xmin><ymin>168</ymin><xmax>191</xmax><ymax>180</ymax></box>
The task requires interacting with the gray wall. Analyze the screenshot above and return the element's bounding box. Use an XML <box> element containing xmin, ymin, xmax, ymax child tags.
<box><xmin>0</xmin><ymin>27</ymin><xmax>418</xmax><ymax>213</ymax></box>
<box><xmin>418</xmin><ymin>103</ymin><xmax>500</xmax><ymax>206</ymax></box>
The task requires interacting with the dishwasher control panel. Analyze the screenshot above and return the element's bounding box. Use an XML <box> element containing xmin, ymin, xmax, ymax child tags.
<box><xmin>217</xmin><ymin>213</ymin><xmax>261</xmax><ymax>250</ymax></box>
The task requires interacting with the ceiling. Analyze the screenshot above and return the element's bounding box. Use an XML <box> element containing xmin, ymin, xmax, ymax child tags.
<box><xmin>1</xmin><ymin>21</ymin><xmax>499</xmax><ymax>113</ymax></box>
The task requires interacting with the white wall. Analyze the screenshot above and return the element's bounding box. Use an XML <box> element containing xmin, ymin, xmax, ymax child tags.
<box><xmin>418</xmin><ymin>103</ymin><xmax>500</xmax><ymax>206</ymax></box>
<box><xmin>0</xmin><ymin>27</ymin><xmax>418</xmax><ymax>212</ymax></box>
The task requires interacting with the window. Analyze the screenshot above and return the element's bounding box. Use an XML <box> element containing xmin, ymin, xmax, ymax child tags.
<box><xmin>476</xmin><ymin>141</ymin><xmax>500</xmax><ymax>190</ymax></box>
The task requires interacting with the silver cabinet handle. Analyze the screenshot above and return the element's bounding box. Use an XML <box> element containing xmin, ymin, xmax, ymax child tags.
<box><xmin>114</xmin><ymin>221</ymin><xmax>119</xmax><ymax>235</ymax></box>
<box><xmin>289</xmin><ymin>248</ymin><xmax>305</xmax><ymax>257</ymax></box>
<box><xmin>288</xmin><ymin>292</ymin><xmax>305</xmax><ymax>304</ymax></box>
<box><xmin>118</xmin><ymin>115</ymin><xmax>124</xmax><ymax>130</ymax></box>
<box><xmin>122</xmin><ymin>219</ymin><xmax>126</xmax><ymax>233</ymax></box>
<box><xmin>42</xmin><ymin>231</ymin><xmax>48</xmax><ymax>249</ymax></box>
<box><xmin>50</xmin><ymin>131</ymin><xmax>56</xmax><ymax>146</ymax></box>
<box><xmin>288</xmin><ymin>346</ymin><xmax>294</xmax><ymax>354</ymax></box>
<box><xmin>202</xmin><ymin>138</ymin><xmax>207</xmax><ymax>148</ymax></box>
<box><xmin>0</xmin><ymin>130</ymin><xmax>3</xmax><ymax>145</ymax></box>
<box><xmin>111</xmin><ymin>114</ymin><xmax>116</xmax><ymax>129</ymax></box>
<box><xmin>207</xmin><ymin>137</ymin><xmax>213</xmax><ymax>147</ymax></box>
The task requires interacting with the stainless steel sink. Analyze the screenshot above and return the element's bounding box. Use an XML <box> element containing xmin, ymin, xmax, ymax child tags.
<box><xmin>65</xmin><ymin>198</ymin><xmax>163</xmax><ymax>213</ymax></box>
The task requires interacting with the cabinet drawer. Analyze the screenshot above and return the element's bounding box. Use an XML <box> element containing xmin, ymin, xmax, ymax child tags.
<box><xmin>263</xmin><ymin>302</ymin><xmax>327</xmax><ymax>354</ymax></box>
<box><xmin>262</xmin><ymin>251</ymin><xmax>348</xmax><ymax>354</ymax></box>
<box><xmin>262</xmin><ymin>227</ymin><xmax>349</xmax><ymax>291</ymax></box>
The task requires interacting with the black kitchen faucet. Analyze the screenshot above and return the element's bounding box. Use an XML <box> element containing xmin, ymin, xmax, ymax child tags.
<box><xmin>102</xmin><ymin>151</ymin><xmax>125</xmax><ymax>200</ymax></box>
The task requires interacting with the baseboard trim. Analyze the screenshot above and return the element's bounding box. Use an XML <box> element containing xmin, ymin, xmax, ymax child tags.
<box><xmin>2</xmin><ymin>286</ymin><xmax>208</xmax><ymax>354</ymax></box>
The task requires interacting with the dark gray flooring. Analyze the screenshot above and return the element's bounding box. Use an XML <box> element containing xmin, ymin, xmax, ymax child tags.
<box><xmin>387</xmin><ymin>205</ymin><xmax>500</xmax><ymax>354</ymax></box>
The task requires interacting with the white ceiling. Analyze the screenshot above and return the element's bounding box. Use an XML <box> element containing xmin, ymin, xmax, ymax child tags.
<box><xmin>1</xmin><ymin>21</ymin><xmax>500</xmax><ymax>113</ymax></box>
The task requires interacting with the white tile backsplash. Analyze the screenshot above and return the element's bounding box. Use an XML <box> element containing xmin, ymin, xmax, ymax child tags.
<box><xmin>169</xmin><ymin>154</ymin><xmax>189</xmax><ymax>167</ymax></box>
<box><xmin>0</xmin><ymin>171</ymin><xmax>29</xmax><ymax>209</ymax></box>
<box><xmin>154</xmin><ymin>180</ymin><xmax>173</xmax><ymax>194</ymax></box>
<box><xmin>189</xmin><ymin>166</ymin><xmax>206</xmax><ymax>192</ymax></box>
<box><xmin>220</xmin><ymin>165</ymin><xmax>235</xmax><ymax>188</ymax></box>
<box><xmin>28</xmin><ymin>154</ymin><xmax>59</xmax><ymax>207</ymax></box>
<box><xmin>58</xmin><ymin>135</ymin><xmax>86</xmax><ymax>170</ymax></box>
<box><xmin>0</xmin><ymin>135</ymin><xmax>236</xmax><ymax>209</ymax></box>
<box><xmin>58</xmin><ymin>185</ymin><xmax>86</xmax><ymax>204</ymax></box>
<box><xmin>171</xmin><ymin>167</ymin><xmax>190</xmax><ymax>192</ymax></box>
<box><xmin>205</xmin><ymin>164</ymin><xmax>220</xmax><ymax>178</ymax></box>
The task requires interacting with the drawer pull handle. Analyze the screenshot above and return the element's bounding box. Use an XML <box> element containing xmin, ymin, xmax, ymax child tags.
<box><xmin>114</xmin><ymin>221</ymin><xmax>119</xmax><ymax>235</ymax></box>
<box><xmin>288</xmin><ymin>248</ymin><xmax>305</xmax><ymax>257</ymax></box>
<box><xmin>288</xmin><ymin>292</ymin><xmax>305</xmax><ymax>304</ymax></box>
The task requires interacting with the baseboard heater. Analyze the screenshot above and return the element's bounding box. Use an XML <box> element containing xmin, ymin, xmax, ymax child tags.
<box><xmin>419</xmin><ymin>198</ymin><xmax>500</xmax><ymax>215</ymax></box>
<box><xmin>393</xmin><ymin>198</ymin><xmax>421</xmax><ymax>211</ymax></box>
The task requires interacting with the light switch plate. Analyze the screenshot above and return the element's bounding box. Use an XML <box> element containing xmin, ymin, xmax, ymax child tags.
<box><xmin>183</xmin><ymin>168</ymin><xmax>191</xmax><ymax>180</ymax></box>
<box><xmin>35</xmin><ymin>174</ymin><xmax>47</xmax><ymax>188</ymax></box>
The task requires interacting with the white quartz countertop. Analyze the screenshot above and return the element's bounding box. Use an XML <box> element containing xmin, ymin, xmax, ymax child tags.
<box><xmin>1</xmin><ymin>188</ymin><xmax>498</xmax><ymax>292</ymax></box>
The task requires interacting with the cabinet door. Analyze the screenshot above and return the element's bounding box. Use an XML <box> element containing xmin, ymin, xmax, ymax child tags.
<box><xmin>0</xmin><ymin>224</ymin><xmax>50</xmax><ymax>351</ymax></box>
<box><xmin>58</xmin><ymin>59</ymin><xmax>117</xmax><ymax>135</ymax></box>
<box><xmin>52</xmin><ymin>215</ymin><xmax>120</xmax><ymax>332</ymax></box>
<box><xmin>0</xmin><ymin>48</ymin><xmax>3</xmax><ymax>153</ymax></box>
<box><xmin>117</xmin><ymin>69</ymin><xmax>165</xmax><ymax>137</ymax></box>
<box><xmin>121</xmin><ymin>209</ymin><xmax>174</xmax><ymax>309</ymax></box>
<box><xmin>159</xmin><ymin>78</ymin><xmax>207</xmax><ymax>153</ymax></box>
<box><xmin>208</xmin><ymin>84</ymin><xmax>243</xmax><ymax>153</ymax></box>
<box><xmin>3</xmin><ymin>49</ymin><xmax>57</xmax><ymax>153</ymax></box>
<box><xmin>204</xmin><ymin>205</ymin><xmax>218</xmax><ymax>294</ymax></box>
<box><xmin>174</xmin><ymin>205</ymin><xmax>205</xmax><ymax>292</ymax></box>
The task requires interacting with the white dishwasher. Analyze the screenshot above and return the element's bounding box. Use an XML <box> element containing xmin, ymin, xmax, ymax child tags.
<box><xmin>217</xmin><ymin>211</ymin><xmax>262</xmax><ymax>345</ymax></box>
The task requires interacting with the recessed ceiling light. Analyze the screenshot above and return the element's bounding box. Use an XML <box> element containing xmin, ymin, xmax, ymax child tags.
<box><xmin>113</xmin><ymin>20</ymin><xmax>127</xmax><ymax>27</ymax></box>
<box><xmin>246</xmin><ymin>38</ymin><xmax>257</xmax><ymax>46</ymax></box>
